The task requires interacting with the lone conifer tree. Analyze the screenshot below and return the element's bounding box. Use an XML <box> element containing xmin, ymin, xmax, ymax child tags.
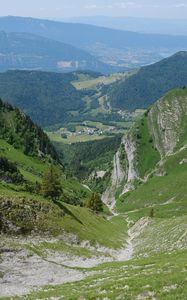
<box><xmin>41</xmin><ymin>165</ymin><xmax>62</xmax><ymax>201</ymax></box>
<box><xmin>149</xmin><ymin>207</ymin><xmax>154</xmax><ymax>218</ymax></box>
<box><xmin>87</xmin><ymin>192</ymin><xmax>103</xmax><ymax>213</ymax></box>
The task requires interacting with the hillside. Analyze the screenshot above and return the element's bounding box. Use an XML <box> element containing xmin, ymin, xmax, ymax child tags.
<box><xmin>109</xmin><ymin>51</ymin><xmax>187</xmax><ymax>110</ymax></box>
<box><xmin>0</xmin><ymin>69</ymin><xmax>135</xmax><ymax>127</ymax></box>
<box><xmin>0</xmin><ymin>100</ymin><xmax>130</xmax><ymax>299</ymax></box>
<box><xmin>0</xmin><ymin>100</ymin><xmax>122</xmax><ymax>238</ymax></box>
<box><xmin>0</xmin><ymin>31</ymin><xmax>115</xmax><ymax>74</ymax></box>
<box><xmin>1</xmin><ymin>16</ymin><xmax>187</xmax><ymax>68</ymax></box>
<box><xmin>0</xmin><ymin>99</ymin><xmax>58</xmax><ymax>160</ymax></box>
<box><xmin>105</xmin><ymin>88</ymin><xmax>187</xmax><ymax>215</ymax></box>
<box><xmin>0</xmin><ymin>70</ymin><xmax>85</xmax><ymax>127</ymax></box>
<box><xmin>1</xmin><ymin>93</ymin><xmax>187</xmax><ymax>298</ymax></box>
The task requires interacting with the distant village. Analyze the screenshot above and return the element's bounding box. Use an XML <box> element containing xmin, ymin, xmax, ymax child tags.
<box><xmin>54</xmin><ymin>109</ymin><xmax>145</xmax><ymax>139</ymax></box>
<box><xmin>57</xmin><ymin>122</ymin><xmax>116</xmax><ymax>139</ymax></box>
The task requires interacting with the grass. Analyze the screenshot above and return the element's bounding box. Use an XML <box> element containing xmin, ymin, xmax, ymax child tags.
<box><xmin>133</xmin><ymin>215</ymin><xmax>187</xmax><ymax>257</ymax></box>
<box><xmin>58</xmin><ymin>205</ymin><xmax>127</xmax><ymax>248</ymax></box>
<box><xmin>117</xmin><ymin>145</ymin><xmax>187</xmax><ymax>217</ymax></box>
<box><xmin>10</xmin><ymin>250</ymin><xmax>187</xmax><ymax>300</ymax></box>
<box><xmin>1</xmin><ymin>88</ymin><xmax>187</xmax><ymax>299</ymax></box>
<box><xmin>0</xmin><ymin>182</ymin><xmax>127</xmax><ymax>248</ymax></box>
<box><xmin>135</xmin><ymin>115</ymin><xmax>160</xmax><ymax>178</ymax></box>
<box><xmin>0</xmin><ymin>138</ymin><xmax>91</xmax><ymax>204</ymax></box>
<box><xmin>0</xmin><ymin>139</ymin><xmax>47</xmax><ymax>181</ymax></box>
<box><xmin>47</xmin><ymin>131</ymin><xmax>108</xmax><ymax>144</ymax></box>
<box><xmin>72</xmin><ymin>73</ymin><xmax>127</xmax><ymax>90</ymax></box>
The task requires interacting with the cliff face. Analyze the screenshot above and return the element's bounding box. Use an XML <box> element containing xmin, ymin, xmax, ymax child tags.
<box><xmin>148</xmin><ymin>89</ymin><xmax>187</xmax><ymax>157</ymax></box>
<box><xmin>103</xmin><ymin>88</ymin><xmax>187</xmax><ymax>206</ymax></box>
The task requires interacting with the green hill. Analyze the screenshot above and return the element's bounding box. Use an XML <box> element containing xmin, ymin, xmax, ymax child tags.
<box><xmin>109</xmin><ymin>51</ymin><xmax>187</xmax><ymax>110</ymax></box>
<box><xmin>0</xmin><ymin>70</ymin><xmax>85</xmax><ymax>127</ymax></box>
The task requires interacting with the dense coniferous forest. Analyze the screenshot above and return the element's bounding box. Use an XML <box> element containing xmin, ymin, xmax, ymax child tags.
<box><xmin>0</xmin><ymin>70</ymin><xmax>84</xmax><ymax>127</ymax></box>
<box><xmin>109</xmin><ymin>51</ymin><xmax>187</xmax><ymax>110</ymax></box>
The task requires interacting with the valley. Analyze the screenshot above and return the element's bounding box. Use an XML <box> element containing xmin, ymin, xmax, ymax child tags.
<box><xmin>1</xmin><ymin>16</ymin><xmax>187</xmax><ymax>71</ymax></box>
<box><xmin>1</xmin><ymin>87</ymin><xmax>187</xmax><ymax>299</ymax></box>
<box><xmin>0</xmin><ymin>14</ymin><xmax>187</xmax><ymax>300</ymax></box>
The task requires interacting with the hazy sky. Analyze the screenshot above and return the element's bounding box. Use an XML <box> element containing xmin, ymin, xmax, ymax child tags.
<box><xmin>0</xmin><ymin>0</ymin><xmax>187</xmax><ymax>19</ymax></box>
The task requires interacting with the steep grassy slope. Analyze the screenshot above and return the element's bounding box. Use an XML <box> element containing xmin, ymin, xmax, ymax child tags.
<box><xmin>109</xmin><ymin>52</ymin><xmax>187</xmax><ymax>110</ymax></box>
<box><xmin>0</xmin><ymin>99</ymin><xmax>127</xmax><ymax>248</ymax></box>
<box><xmin>116</xmin><ymin>88</ymin><xmax>187</xmax><ymax>218</ymax></box>
<box><xmin>0</xmin><ymin>31</ymin><xmax>114</xmax><ymax>74</ymax></box>
<box><xmin>0</xmin><ymin>100</ymin><xmax>58</xmax><ymax>160</ymax></box>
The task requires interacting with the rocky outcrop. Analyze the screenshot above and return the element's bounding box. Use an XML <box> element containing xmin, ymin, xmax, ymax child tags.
<box><xmin>148</xmin><ymin>90</ymin><xmax>187</xmax><ymax>157</ymax></box>
<box><xmin>102</xmin><ymin>148</ymin><xmax>125</xmax><ymax>212</ymax></box>
<box><xmin>121</xmin><ymin>134</ymin><xmax>137</xmax><ymax>194</ymax></box>
<box><xmin>103</xmin><ymin>88</ymin><xmax>187</xmax><ymax>210</ymax></box>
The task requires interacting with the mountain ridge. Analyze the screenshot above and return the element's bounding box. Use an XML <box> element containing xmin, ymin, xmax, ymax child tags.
<box><xmin>0</xmin><ymin>30</ymin><xmax>115</xmax><ymax>74</ymax></box>
<box><xmin>1</xmin><ymin>16</ymin><xmax>187</xmax><ymax>68</ymax></box>
<box><xmin>109</xmin><ymin>51</ymin><xmax>187</xmax><ymax>110</ymax></box>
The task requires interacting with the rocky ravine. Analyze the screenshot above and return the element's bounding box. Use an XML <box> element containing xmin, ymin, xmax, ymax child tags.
<box><xmin>0</xmin><ymin>217</ymin><xmax>150</xmax><ymax>298</ymax></box>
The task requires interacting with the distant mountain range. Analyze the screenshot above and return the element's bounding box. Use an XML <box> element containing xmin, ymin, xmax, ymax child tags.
<box><xmin>109</xmin><ymin>51</ymin><xmax>187</xmax><ymax>110</ymax></box>
<box><xmin>63</xmin><ymin>16</ymin><xmax>187</xmax><ymax>36</ymax></box>
<box><xmin>0</xmin><ymin>16</ymin><xmax>187</xmax><ymax>70</ymax></box>
<box><xmin>0</xmin><ymin>31</ymin><xmax>115</xmax><ymax>74</ymax></box>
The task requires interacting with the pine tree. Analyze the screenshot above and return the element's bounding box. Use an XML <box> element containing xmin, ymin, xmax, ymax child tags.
<box><xmin>87</xmin><ymin>192</ymin><xmax>103</xmax><ymax>213</ymax></box>
<box><xmin>149</xmin><ymin>207</ymin><xmax>154</xmax><ymax>218</ymax></box>
<box><xmin>41</xmin><ymin>165</ymin><xmax>62</xmax><ymax>201</ymax></box>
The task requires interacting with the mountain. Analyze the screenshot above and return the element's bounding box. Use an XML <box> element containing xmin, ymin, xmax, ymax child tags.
<box><xmin>1</xmin><ymin>16</ymin><xmax>187</xmax><ymax>68</ymax></box>
<box><xmin>64</xmin><ymin>16</ymin><xmax>187</xmax><ymax>36</ymax></box>
<box><xmin>104</xmin><ymin>87</ymin><xmax>187</xmax><ymax>212</ymax></box>
<box><xmin>1</xmin><ymin>90</ymin><xmax>187</xmax><ymax>299</ymax></box>
<box><xmin>109</xmin><ymin>51</ymin><xmax>187</xmax><ymax>110</ymax></box>
<box><xmin>0</xmin><ymin>31</ymin><xmax>114</xmax><ymax>74</ymax></box>
<box><xmin>0</xmin><ymin>70</ymin><xmax>85</xmax><ymax>127</ymax></box>
<box><xmin>1</xmin><ymin>92</ymin><xmax>187</xmax><ymax>298</ymax></box>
